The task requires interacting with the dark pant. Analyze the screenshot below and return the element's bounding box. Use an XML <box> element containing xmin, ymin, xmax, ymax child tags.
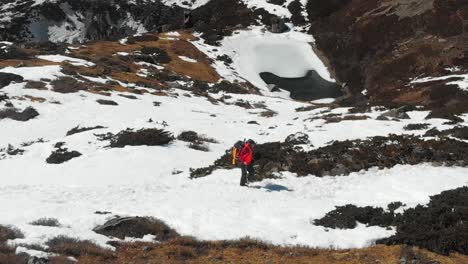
<box><xmin>240</xmin><ymin>164</ymin><xmax>255</xmax><ymax>186</ymax></box>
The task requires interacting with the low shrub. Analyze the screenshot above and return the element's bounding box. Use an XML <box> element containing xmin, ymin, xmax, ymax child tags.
<box><xmin>30</xmin><ymin>218</ymin><xmax>61</xmax><ymax>227</ymax></box>
<box><xmin>109</xmin><ymin>128</ymin><xmax>174</xmax><ymax>148</ymax></box>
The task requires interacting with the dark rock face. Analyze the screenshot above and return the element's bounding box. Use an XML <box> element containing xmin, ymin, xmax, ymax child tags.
<box><xmin>0</xmin><ymin>73</ymin><xmax>24</xmax><ymax>89</ymax></box>
<box><xmin>191</xmin><ymin>0</ymin><xmax>257</xmax><ymax>45</ymax></box>
<box><xmin>93</xmin><ymin>217</ymin><xmax>179</xmax><ymax>241</ymax></box>
<box><xmin>260</xmin><ymin>70</ymin><xmax>344</xmax><ymax>100</ymax></box>
<box><xmin>307</xmin><ymin>0</ymin><xmax>468</xmax><ymax>111</ymax></box>
<box><xmin>0</xmin><ymin>0</ymin><xmax>184</xmax><ymax>43</ymax></box>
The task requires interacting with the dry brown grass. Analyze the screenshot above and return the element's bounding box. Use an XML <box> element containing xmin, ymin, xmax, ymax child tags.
<box><xmin>0</xmin><ymin>59</ymin><xmax>60</xmax><ymax>68</ymax></box>
<box><xmin>72</xmin><ymin>237</ymin><xmax>468</xmax><ymax>264</ymax></box>
<box><xmin>70</xmin><ymin>31</ymin><xmax>220</xmax><ymax>83</ymax></box>
<box><xmin>23</xmin><ymin>95</ymin><xmax>46</xmax><ymax>103</ymax></box>
<box><xmin>46</xmin><ymin>235</ymin><xmax>115</xmax><ymax>261</ymax></box>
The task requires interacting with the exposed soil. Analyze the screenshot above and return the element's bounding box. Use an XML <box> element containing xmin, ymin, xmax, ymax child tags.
<box><xmin>191</xmin><ymin>134</ymin><xmax>468</xmax><ymax>180</ymax></box>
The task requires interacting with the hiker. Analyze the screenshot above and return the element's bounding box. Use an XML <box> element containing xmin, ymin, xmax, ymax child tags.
<box><xmin>233</xmin><ymin>139</ymin><xmax>256</xmax><ymax>186</ymax></box>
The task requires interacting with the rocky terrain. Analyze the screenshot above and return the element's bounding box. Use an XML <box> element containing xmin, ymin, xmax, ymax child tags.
<box><xmin>0</xmin><ymin>0</ymin><xmax>467</xmax><ymax>263</ymax></box>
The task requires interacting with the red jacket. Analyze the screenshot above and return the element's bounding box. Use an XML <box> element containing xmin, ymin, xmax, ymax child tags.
<box><xmin>238</xmin><ymin>143</ymin><xmax>254</xmax><ymax>165</ymax></box>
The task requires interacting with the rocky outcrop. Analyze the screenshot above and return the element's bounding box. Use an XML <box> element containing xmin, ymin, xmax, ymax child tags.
<box><xmin>0</xmin><ymin>0</ymin><xmax>184</xmax><ymax>43</ymax></box>
<box><xmin>93</xmin><ymin>216</ymin><xmax>180</xmax><ymax>241</ymax></box>
<box><xmin>307</xmin><ymin>0</ymin><xmax>468</xmax><ymax>112</ymax></box>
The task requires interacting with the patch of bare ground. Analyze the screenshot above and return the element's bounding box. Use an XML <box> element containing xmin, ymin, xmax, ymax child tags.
<box><xmin>69</xmin><ymin>31</ymin><xmax>220</xmax><ymax>84</ymax></box>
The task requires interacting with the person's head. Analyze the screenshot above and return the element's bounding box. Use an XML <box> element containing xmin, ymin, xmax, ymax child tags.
<box><xmin>246</xmin><ymin>139</ymin><xmax>256</xmax><ymax>147</ymax></box>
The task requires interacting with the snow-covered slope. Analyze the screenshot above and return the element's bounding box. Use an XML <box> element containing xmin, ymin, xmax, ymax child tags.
<box><xmin>0</xmin><ymin>37</ymin><xmax>467</xmax><ymax>252</ymax></box>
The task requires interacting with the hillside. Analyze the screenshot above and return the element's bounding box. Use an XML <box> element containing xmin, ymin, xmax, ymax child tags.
<box><xmin>0</xmin><ymin>0</ymin><xmax>467</xmax><ymax>263</ymax></box>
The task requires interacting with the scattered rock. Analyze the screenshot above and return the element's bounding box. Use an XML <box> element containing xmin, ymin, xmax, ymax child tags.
<box><xmin>93</xmin><ymin>216</ymin><xmax>179</xmax><ymax>241</ymax></box>
<box><xmin>0</xmin><ymin>72</ymin><xmax>24</xmax><ymax>88</ymax></box>
<box><xmin>269</xmin><ymin>16</ymin><xmax>288</xmax><ymax>33</ymax></box>
<box><xmin>46</xmin><ymin>148</ymin><xmax>82</xmax><ymax>164</ymax></box>
<box><xmin>216</xmin><ymin>55</ymin><xmax>233</xmax><ymax>66</ymax></box>
<box><xmin>247</xmin><ymin>121</ymin><xmax>260</xmax><ymax>125</ymax></box>
<box><xmin>285</xmin><ymin>132</ymin><xmax>310</xmax><ymax>145</ymax></box>
<box><xmin>118</xmin><ymin>94</ymin><xmax>138</xmax><ymax>100</ymax></box>
<box><xmin>378</xmin><ymin>107</ymin><xmax>410</xmax><ymax>120</ymax></box>
<box><xmin>96</xmin><ymin>99</ymin><xmax>118</xmax><ymax>106</ymax></box>
<box><xmin>0</xmin><ymin>107</ymin><xmax>39</xmax><ymax>121</ymax></box>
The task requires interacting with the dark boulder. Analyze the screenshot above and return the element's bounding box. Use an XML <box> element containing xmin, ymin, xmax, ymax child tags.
<box><xmin>0</xmin><ymin>72</ymin><xmax>24</xmax><ymax>89</ymax></box>
<box><xmin>0</xmin><ymin>107</ymin><xmax>39</xmax><ymax>121</ymax></box>
<box><xmin>46</xmin><ymin>148</ymin><xmax>82</xmax><ymax>164</ymax></box>
<box><xmin>269</xmin><ymin>17</ymin><xmax>289</xmax><ymax>33</ymax></box>
<box><xmin>93</xmin><ymin>216</ymin><xmax>179</xmax><ymax>241</ymax></box>
<box><xmin>96</xmin><ymin>99</ymin><xmax>118</xmax><ymax>106</ymax></box>
<box><xmin>285</xmin><ymin>132</ymin><xmax>310</xmax><ymax>145</ymax></box>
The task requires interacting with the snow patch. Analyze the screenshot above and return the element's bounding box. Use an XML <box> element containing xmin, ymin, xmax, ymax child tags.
<box><xmin>178</xmin><ymin>56</ymin><xmax>197</xmax><ymax>63</ymax></box>
<box><xmin>0</xmin><ymin>65</ymin><xmax>64</xmax><ymax>81</ymax></box>
<box><xmin>411</xmin><ymin>73</ymin><xmax>468</xmax><ymax>91</ymax></box>
<box><xmin>37</xmin><ymin>55</ymin><xmax>95</xmax><ymax>67</ymax></box>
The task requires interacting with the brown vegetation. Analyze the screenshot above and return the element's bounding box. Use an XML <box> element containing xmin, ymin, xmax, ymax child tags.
<box><xmin>68</xmin><ymin>238</ymin><xmax>468</xmax><ymax>264</ymax></box>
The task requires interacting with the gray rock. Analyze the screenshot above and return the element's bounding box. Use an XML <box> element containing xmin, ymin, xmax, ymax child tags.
<box><xmin>330</xmin><ymin>164</ymin><xmax>349</xmax><ymax>176</ymax></box>
<box><xmin>285</xmin><ymin>132</ymin><xmax>310</xmax><ymax>145</ymax></box>
<box><xmin>270</xmin><ymin>17</ymin><xmax>288</xmax><ymax>33</ymax></box>
<box><xmin>378</xmin><ymin>107</ymin><xmax>410</xmax><ymax>120</ymax></box>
